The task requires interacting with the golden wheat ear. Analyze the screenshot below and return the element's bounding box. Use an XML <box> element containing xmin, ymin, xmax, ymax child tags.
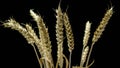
<box><xmin>3</xmin><ymin>19</ymin><xmax>36</xmax><ymax>44</ymax></box>
<box><xmin>55</xmin><ymin>2</ymin><xmax>64</xmax><ymax>68</ymax></box>
<box><xmin>92</xmin><ymin>7</ymin><xmax>113</xmax><ymax>46</ymax></box>
<box><xmin>85</xmin><ymin>7</ymin><xmax>113</xmax><ymax>67</ymax></box>
<box><xmin>3</xmin><ymin>18</ymin><xmax>44</xmax><ymax>66</ymax></box>
<box><xmin>80</xmin><ymin>21</ymin><xmax>91</xmax><ymax>67</ymax></box>
<box><xmin>30</xmin><ymin>10</ymin><xmax>54</xmax><ymax>68</ymax></box>
<box><xmin>63</xmin><ymin>12</ymin><xmax>74</xmax><ymax>68</ymax></box>
<box><xmin>83</xmin><ymin>21</ymin><xmax>91</xmax><ymax>47</ymax></box>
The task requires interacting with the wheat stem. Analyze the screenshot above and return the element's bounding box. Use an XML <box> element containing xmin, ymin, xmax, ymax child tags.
<box><xmin>32</xmin><ymin>44</ymin><xmax>42</xmax><ymax>68</ymax></box>
<box><xmin>69</xmin><ymin>51</ymin><xmax>72</xmax><ymax>68</ymax></box>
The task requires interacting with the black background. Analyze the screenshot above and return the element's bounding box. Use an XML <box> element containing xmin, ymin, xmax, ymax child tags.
<box><xmin>0</xmin><ymin>0</ymin><xmax>119</xmax><ymax>68</ymax></box>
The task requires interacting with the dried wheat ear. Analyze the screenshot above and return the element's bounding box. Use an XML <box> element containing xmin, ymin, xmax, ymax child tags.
<box><xmin>2</xmin><ymin>3</ymin><xmax>113</xmax><ymax>68</ymax></box>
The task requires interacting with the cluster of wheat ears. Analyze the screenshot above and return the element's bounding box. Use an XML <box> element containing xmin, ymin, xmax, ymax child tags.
<box><xmin>2</xmin><ymin>2</ymin><xmax>113</xmax><ymax>68</ymax></box>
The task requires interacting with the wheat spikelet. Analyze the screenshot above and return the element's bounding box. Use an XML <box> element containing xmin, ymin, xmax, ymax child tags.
<box><xmin>83</xmin><ymin>21</ymin><xmax>91</xmax><ymax>47</ymax></box>
<box><xmin>25</xmin><ymin>24</ymin><xmax>39</xmax><ymax>41</ymax></box>
<box><xmin>81</xmin><ymin>46</ymin><xmax>89</xmax><ymax>67</ymax></box>
<box><xmin>55</xmin><ymin>3</ymin><xmax>64</xmax><ymax>68</ymax></box>
<box><xmin>63</xmin><ymin>12</ymin><xmax>74</xmax><ymax>52</ymax></box>
<box><xmin>92</xmin><ymin>7</ymin><xmax>113</xmax><ymax>45</ymax></box>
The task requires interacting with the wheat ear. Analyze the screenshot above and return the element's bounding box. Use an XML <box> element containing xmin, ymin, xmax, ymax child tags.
<box><xmin>25</xmin><ymin>22</ymin><xmax>54</xmax><ymax>68</ymax></box>
<box><xmin>3</xmin><ymin>19</ymin><xmax>44</xmax><ymax>67</ymax></box>
<box><xmin>92</xmin><ymin>7</ymin><xmax>113</xmax><ymax>45</ymax></box>
<box><xmin>55</xmin><ymin>2</ymin><xmax>64</xmax><ymax>68</ymax></box>
<box><xmin>83</xmin><ymin>21</ymin><xmax>91</xmax><ymax>47</ymax></box>
<box><xmin>3</xmin><ymin>19</ymin><xmax>36</xmax><ymax>44</ymax></box>
<box><xmin>63</xmin><ymin>13</ymin><xmax>74</xmax><ymax>52</ymax></box>
<box><xmin>85</xmin><ymin>7</ymin><xmax>113</xmax><ymax>67</ymax></box>
<box><xmin>63</xmin><ymin>12</ymin><xmax>74</xmax><ymax>68</ymax></box>
<box><xmin>80</xmin><ymin>21</ymin><xmax>91</xmax><ymax>67</ymax></box>
<box><xmin>30</xmin><ymin>10</ymin><xmax>53</xmax><ymax>68</ymax></box>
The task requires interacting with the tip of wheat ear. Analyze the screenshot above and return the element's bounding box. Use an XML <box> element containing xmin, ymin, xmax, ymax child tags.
<box><xmin>83</xmin><ymin>21</ymin><xmax>91</xmax><ymax>47</ymax></box>
<box><xmin>30</xmin><ymin>9</ymin><xmax>40</xmax><ymax>22</ymax></box>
